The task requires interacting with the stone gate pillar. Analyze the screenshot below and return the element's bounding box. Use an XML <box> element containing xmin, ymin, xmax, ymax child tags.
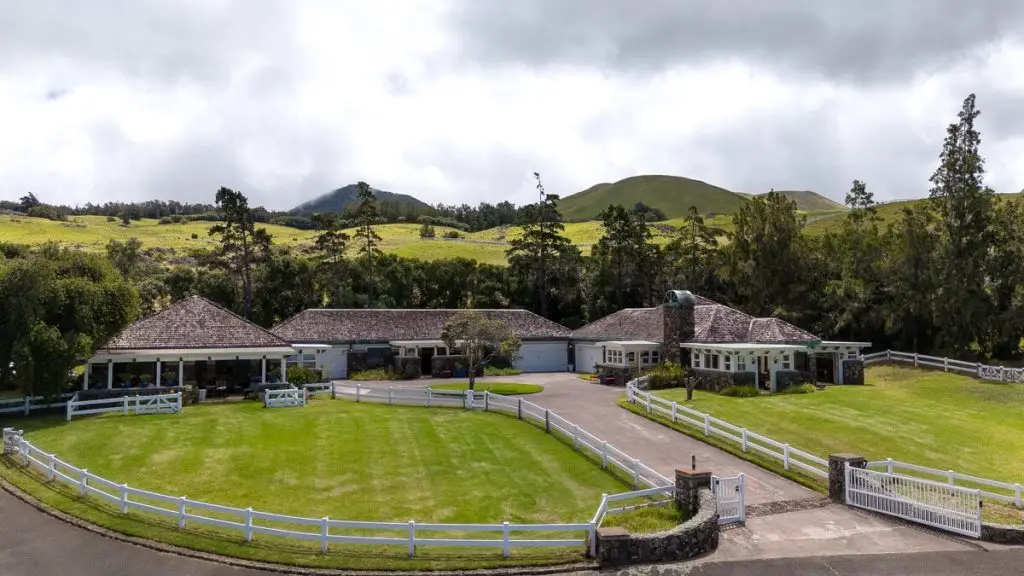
<box><xmin>828</xmin><ymin>453</ymin><xmax>866</xmax><ymax>503</ymax></box>
<box><xmin>676</xmin><ymin>468</ymin><xmax>713</xmax><ymax>517</ymax></box>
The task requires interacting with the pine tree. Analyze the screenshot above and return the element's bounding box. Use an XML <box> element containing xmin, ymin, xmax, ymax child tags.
<box><xmin>209</xmin><ymin>187</ymin><xmax>272</xmax><ymax>319</ymax></box>
<box><xmin>928</xmin><ymin>93</ymin><xmax>995</xmax><ymax>355</ymax></box>
<box><xmin>352</xmin><ymin>182</ymin><xmax>382</xmax><ymax>306</ymax></box>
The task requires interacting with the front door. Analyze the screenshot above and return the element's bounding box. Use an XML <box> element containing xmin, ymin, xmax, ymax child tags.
<box><xmin>757</xmin><ymin>356</ymin><xmax>770</xmax><ymax>390</ymax></box>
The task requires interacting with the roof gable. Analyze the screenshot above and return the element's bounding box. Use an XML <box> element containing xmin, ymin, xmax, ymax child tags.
<box><xmin>747</xmin><ymin>317</ymin><xmax>819</xmax><ymax>343</ymax></box>
<box><xmin>272</xmin><ymin>309</ymin><xmax>572</xmax><ymax>342</ymax></box>
<box><xmin>99</xmin><ymin>296</ymin><xmax>291</xmax><ymax>351</ymax></box>
<box><xmin>569</xmin><ymin>308</ymin><xmax>666</xmax><ymax>341</ymax></box>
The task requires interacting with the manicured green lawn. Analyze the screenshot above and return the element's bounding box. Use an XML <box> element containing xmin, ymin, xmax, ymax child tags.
<box><xmin>652</xmin><ymin>365</ymin><xmax>1024</xmax><ymax>483</ymax></box>
<box><xmin>2</xmin><ymin>399</ymin><xmax>670</xmax><ymax>570</ymax></box>
<box><xmin>431</xmin><ymin>382</ymin><xmax>543</xmax><ymax>395</ymax></box>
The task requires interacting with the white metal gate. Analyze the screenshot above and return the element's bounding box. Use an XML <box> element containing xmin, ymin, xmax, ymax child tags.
<box><xmin>713</xmin><ymin>473</ymin><xmax>745</xmax><ymax>525</ymax></box>
<box><xmin>846</xmin><ymin>465</ymin><xmax>982</xmax><ymax>538</ymax></box>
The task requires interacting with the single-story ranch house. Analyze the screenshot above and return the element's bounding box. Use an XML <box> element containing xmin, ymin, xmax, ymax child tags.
<box><xmin>83</xmin><ymin>290</ymin><xmax>868</xmax><ymax>392</ymax></box>
<box><xmin>570</xmin><ymin>290</ymin><xmax>869</xmax><ymax>391</ymax></box>
<box><xmin>269</xmin><ymin>308</ymin><xmax>573</xmax><ymax>378</ymax></box>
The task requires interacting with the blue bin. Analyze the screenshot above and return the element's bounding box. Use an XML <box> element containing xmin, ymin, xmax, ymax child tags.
<box><xmin>453</xmin><ymin>368</ymin><xmax>468</xmax><ymax>378</ymax></box>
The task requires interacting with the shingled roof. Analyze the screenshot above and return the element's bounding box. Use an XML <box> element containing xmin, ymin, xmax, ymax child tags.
<box><xmin>98</xmin><ymin>296</ymin><xmax>292</xmax><ymax>351</ymax></box>
<box><xmin>571</xmin><ymin>296</ymin><xmax>820</xmax><ymax>344</ymax></box>
<box><xmin>272</xmin><ymin>309</ymin><xmax>573</xmax><ymax>342</ymax></box>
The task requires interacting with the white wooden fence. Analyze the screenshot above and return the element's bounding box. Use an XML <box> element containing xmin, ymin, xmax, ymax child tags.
<box><xmin>625</xmin><ymin>381</ymin><xmax>829</xmax><ymax>479</ymax></box>
<box><xmin>2</xmin><ymin>384</ymin><xmax>681</xmax><ymax>559</ymax></box>
<box><xmin>265</xmin><ymin>387</ymin><xmax>306</xmax><ymax>408</ymax></box>
<box><xmin>626</xmin><ymin>379</ymin><xmax>1024</xmax><ymax>513</ymax></box>
<box><xmin>66</xmin><ymin>392</ymin><xmax>183</xmax><ymax>421</ymax></box>
<box><xmin>866</xmin><ymin>459</ymin><xmax>1023</xmax><ymax>508</ymax></box>
<box><xmin>863</xmin><ymin>349</ymin><xmax>1024</xmax><ymax>383</ymax></box>
<box><xmin>0</xmin><ymin>393</ymin><xmax>74</xmax><ymax>416</ymax></box>
<box><xmin>713</xmin><ymin>474</ymin><xmax>746</xmax><ymax>525</ymax></box>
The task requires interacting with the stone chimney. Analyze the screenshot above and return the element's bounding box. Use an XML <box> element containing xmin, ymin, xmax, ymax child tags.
<box><xmin>662</xmin><ymin>290</ymin><xmax>696</xmax><ymax>364</ymax></box>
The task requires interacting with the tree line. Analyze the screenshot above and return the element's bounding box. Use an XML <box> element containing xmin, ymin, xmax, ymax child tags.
<box><xmin>1</xmin><ymin>93</ymin><xmax>1020</xmax><ymax>399</ymax></box>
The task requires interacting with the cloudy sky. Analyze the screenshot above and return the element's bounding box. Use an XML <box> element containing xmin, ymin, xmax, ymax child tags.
<box><xmin>2</xmin><ymin>1</ymin><xmax>1023</xmax><ymax>210</ymax></box>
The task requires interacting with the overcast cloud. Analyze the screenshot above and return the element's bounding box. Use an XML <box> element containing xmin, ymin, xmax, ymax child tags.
<box><xmin>1</xmin><ymin>1</ymin><xmax>1022</xmax><ymax>210</ymax></box>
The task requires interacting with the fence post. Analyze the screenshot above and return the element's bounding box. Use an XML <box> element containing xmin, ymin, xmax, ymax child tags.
<box><xmin>670</xmin><ymin>402</ymin><xmax>677</xmax><ymax>423</ymax></box>
<box><xmin>502</xmin><ymin>521</ymin><xmax>510</xmax><ymax>558</ymax></box>
<box><xmin>913</xmin><ymin>353</ymin><xmax>918</xmax><ymax>367</ymax></box>
<box><xmin>886</xmin><ymin>458</ymin><xmax>893</xmax><ymax>474</ymax></box>
<box><xmin>783</xmin><ymin>444</ymin><xmax>790</xmax><ymax>470</ymax></box>
<box><xmin>407</xmin><ymin>520</ymin><xmax>416</xmax><ymax>557</ymax></box>
<box><xmin>1016</xmin><ymin>484</ymin><xmax>1022</xmax><ymax>509</ymax></box>
<box><xmin>632</xmin><ymin>458</ymin><xmax>640</xmax><ymax>488</ymax></box>
<box><xmin>79</xmin><ymin>468</ymin><xmax>88</xmax><ymax>497</ymax></box>
<box><xmin>484</xmin><ymin>391</ymin><xmax>489</xmax><ymax>411</ymax></box>
<box><xmin>45</xmin><ymin>452</ymin><xmax>55</xmax><ymax>481</ymax></box>
<box><xmin>245</xmin><ymin>507</ymin><xmax>254</xmax><ymax>542</ymax></box>
<box><xmin>355</xmin><ymin>383</ymin><xmax>361</xmax><ymax>403</ymax></box>
<box><xmin>886</xmin><ymin>350</ymin><xmax>891</xmax><ymax>362</ymax></box>
<box><xmin>703</xmin><ymin>414</ymin><xmax>710</xmax><ymax>436</ymax></box>
<box><xmin>321</xmin><ymin>516</ymin><xmax>329</xmax><ymax>554</ymax></box>
<box><xmin>119</xmin><ymin>483</ymin><xmax>128</xmax><ymax>513</ymax></box>
<box><xmin>177</xmin><ymin>496</ymin><xmax>187</xmax><ymax>529</ymax></box>
<box><xmin>388</xmin><ymin>386</ymin><xmax>393</xmax><ymax>405</ymax></box>
<box><xmin>23</xmin><ymin>396</ymin><xmax>30</xmax><ymax>416</ymax></box>
<box><xmin>601</xmin><ymin>441</ymin><xmax>608</xmax><ymax>469</ymax></box>
<box><xmin>122</xmin><ymin>395</ymin><xmax>128</xmax><ymax>415</ymax></box>
<box><xmin>426</xmin><ymin>388</ymin><xmax>432</xmax><ymax>408</ymax></box>
<box><xmin>66</xmin><ymin>398</ymin><xmax>72</xmax><ymax>421</ymax></box>
<box><xmin>573</xmin><ymin>425</ymin><xmax>579</xmax><ymax>449</ymax></box>
<box><xmin>977</xmin><ymin>363</ymin><xmax>982</xmax><ymax>378</ymax></box>
<box><xmin>545</xmin><ymin>410</ymin><xmax>550</xmax><ymax>432</ymax></box>
<box><xmin>943</xmin><ymin>357</ymin><xmax>949</xmax><ymax>372</ymax></box>
<box><xmin>588</xmin><ymin>521</ymin><xmax>597</xmax><ymax>558</ymax></box>
<box><xmin>517</xmin><ymin>398</ymin><xmax>522</xmax><ymax>419</ymax></box>
<box><xmin>741</xmin><ymin>429</ymin><xmax>747</xmax><ymax>452</ymax></box>
<box><xmin>947</xmin><ymin>470</ymin><xmax>955</xmax><ymax>486</ymax></box>
<box><xmin>331</xmin><ymin>383</ymin><xmax>336</xmax><ymax>400</ymax></box>
<box><xmin>1001</xmin><ymin>366</ymin><xmax>1007</xmax><ymax>382</ymax></box>
<box><xmin>135</xmin><ymin>394</ymin><xmax>141</xmax><ymax>415</ymax></box>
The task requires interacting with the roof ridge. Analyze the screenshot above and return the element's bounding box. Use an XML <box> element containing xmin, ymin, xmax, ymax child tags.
<box><xmin>191</xmin><ymin>296</ymin><xmax>291</xmax><ymax>347</ymax></box>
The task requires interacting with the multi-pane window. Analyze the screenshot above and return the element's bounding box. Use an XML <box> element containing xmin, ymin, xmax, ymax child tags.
<box><xmin>286</xmin><ymin>354</ymin><xmax>317</xmax><ymax>369</ymax></box>
<box><xmin>711</xmin><ymin>354</ymin><xmax>720</xmax><ymax>370</ymax></box>
<box><xmin>693</xmin><ymin>354</ymin><xmax>702</xmax><ymax>369</ymax></box>
<box><xmin>651</xmin><ymin>350</ymin><xmax>660</xmax><ymax>364</ymax></box>
<box><xmin>782</xmin><ymin>354</ymin><xmax>792</xmax><ymax>370</ymax></box>
<box><xmin>607</xmin><ymin>349</ymin><xmax>624</xmax><ymax>364</ymax></box>
<box><xmin>626</xmin><ymin>352</ymin><xmax>636</xmax><ymax>364</ymax></box>
<box><xmin>724</xmin><ymin>355</ymin><xmax>732</xmax><ymax>371</ymax></box>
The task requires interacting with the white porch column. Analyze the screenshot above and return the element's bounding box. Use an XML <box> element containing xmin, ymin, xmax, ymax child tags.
<box><xmin>156</xmin><ymin>360</ymin><xmax>162</xmax><ymax>387</ymax></box>
<box><xmin>178</xmin><ymin>359</ymin><xmax>184</xmax><ymax>386</ymax></box>
<box><xmin>281</xmin><ymin>357</ymin><xmax>288</xmax><ymax>383</ymax></box>
<box><xmin>836</xmin><ymin>350</ymin><xmax>845</xmax><ymax>385</ymax></box>
<box><xmin>107</xmin><ymin>360</ymin><xmax>114</xmax><ymax>389</ymax></box>
<box><xmin>261</xmin><ymin>358</ymin><xmax>267</xmax><ymax>384</ymax></box>
<box><xmin>83</xmin><ymin>363</ymin><xmax>90</xmax><ymax>390</ymax></box>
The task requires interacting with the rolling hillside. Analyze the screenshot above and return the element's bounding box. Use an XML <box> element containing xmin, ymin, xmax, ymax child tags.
<box><xmin>558</xmin><ymin>175</ymin><xmax>750</xmax><ymax>221</ymax></box>
<box><xmin>761</xmin><ymin>190</ymin><xmax>847</xmax><ymax>212</ymax></box>
<box><xmin>292</xmin><ymin>183</ymin><xmax>428</xmax><ymax>213</ymax></box>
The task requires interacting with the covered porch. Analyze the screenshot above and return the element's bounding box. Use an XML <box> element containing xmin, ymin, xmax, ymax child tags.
<box><xmin>596</xmin><ymin>341</ymin><xmax>663</xmax><ymax>371</ymax></box>
<box><xmin>86</xmin><ymin>346</ymin><xmax>300</xmax><ymax>394</ymax></box>
<box><xmin>811</xmin><ymin>341</ymin><xmax>871</xmax><ymax>384</ymax></box>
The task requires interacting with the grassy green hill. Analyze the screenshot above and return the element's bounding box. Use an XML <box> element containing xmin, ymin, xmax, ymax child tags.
<box><xmin>805</xmin><ymin>193</ymin><xmax>1023</xmax><ymax>235</ymax></box>
<box><xmin>559</xmin><ymin>175</ymin><xmax>750</xmax><ymax>221</ymax></box>
<box><xmin>761</xmin><ymin>190</ymin><xmax>847</xmax><ymax>212</ymax></box>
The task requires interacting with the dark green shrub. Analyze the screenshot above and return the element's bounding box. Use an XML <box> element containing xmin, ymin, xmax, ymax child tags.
<box><xmin>647</xmin><ymin>362</ymin><xmax>685</xmax><ymax>389</ymax></box>
<box><xmin>286</xmin><ymin>365</ymin><xmax>324</xmax><ymax>385</ymax></box>
<box><xmin>720</xmin><ymin>385</ymin><xmax>759</xmax><ymax>398</ymax></box>
<box><xmin>350</xmin><ymin>368</ymin><xmax>396</xmax><ymax>381</ymax></box>
<box><xmin>442</xmin><ymin>230</ymin><xmax>461</xmax><ymax>239</ymax></box>
<box><xmin>190</xmin><ymin>233</ymin><xmax>199</xmax><ymax>239</ymax></box>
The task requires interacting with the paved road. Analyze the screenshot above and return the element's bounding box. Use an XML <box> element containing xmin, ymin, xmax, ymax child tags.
<box><xmin>0</xmin><ymin>489</ymin><xmax>263</xmax><ymax>576</ymax></box>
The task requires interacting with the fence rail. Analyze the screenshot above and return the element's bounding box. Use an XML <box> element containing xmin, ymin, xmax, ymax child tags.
<box><xmin>866</xmin><ymin>459</ymin><xmax>1023</xmax><ymax>507</ymax></box>
<box><xmin>3</xmin><ymin>382</ymin><xmax>679</xmax><ymax>559</ymax></box>
<box><xmin>66</xmin><ymin>391</ymin><xmax>183</xmax><ymax>421</ymax></box>
<box><xmin>265</xmin><ymin>387</ymin><xmax>307</xmax><ymax>408</ymax></box>
<box><xmin>0</xmin><ymin>393</ymin><xmax>75</xmax><ymax>415</ymax></box>
<box><xmin>626</xmin><ymin>378</ymin><xmax>1023</xmax><ymax>513</ymax></box>
<box><xmin>863</xmin><ymin>349</ymin><xmax>1024</xmax><ymax>383</ymax></box>
<box><xmin>625</xmin><ymin>381</ymin><xmax>829</xmax><ymax>479</ymax></box>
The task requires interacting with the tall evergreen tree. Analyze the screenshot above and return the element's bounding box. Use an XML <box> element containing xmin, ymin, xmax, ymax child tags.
<box><xmin>209</xmin><ymin>187</ymin><xmax>272</xmax><ymax>319</ymax></box>
<box><xmin>352</xmin><ymin>182</ymin><xmax>382</xmax><ymax>307</ymax></box>
<box><xmin>664</xmin><ymin>205</ymin><xmax>721</xmax><ymax>294</ymax></box>
<box><xmin>928</xmin><ymin>93</ymin><xmax>995</xmax><ymax>355</ymax></box>
<box><xmin>881</xmin><ymin>205</ymin><xmax>940</xmax><ymax>353</ymax></box>
<box><xmin>506</xmin><ymin>172</ymin><xmax>576</xmax><ymax>319</ymax></box>
<box><xmin>823</xmin><ymin>180</ymin><xmax>884</xmax><ymax>338</ymax></box>
<box><xmin>587</xmin><ymin>204</ymin><xmax>660</xmax><ymax>318</ymax></box>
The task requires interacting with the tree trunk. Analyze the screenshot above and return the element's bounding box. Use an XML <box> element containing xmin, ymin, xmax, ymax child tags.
<box><xmin>686</xmin><ymin>376</ymin><xmax>695</xmax><ymax>401</ymax></box>
<box><xmin>468</xmin><ymin>368</ymin><xmax>476</xmax><ymax>391</ymax></box>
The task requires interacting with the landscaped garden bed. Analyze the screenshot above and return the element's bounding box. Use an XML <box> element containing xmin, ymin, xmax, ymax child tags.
<box><xmin>430</xmin><ymin>382</ymin><xmax>543</xmax><ymax>395</ymax></box>
<box><xmin>2</xmin><ymin>399</ymin><xmax>674</xmax><ymax>570</ymax></box>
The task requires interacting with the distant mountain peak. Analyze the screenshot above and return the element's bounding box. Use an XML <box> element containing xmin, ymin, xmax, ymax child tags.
<box><xmin>291</xmin><ymin>184</ymin><xmax>428</xmax><ymax>213</ymax></box>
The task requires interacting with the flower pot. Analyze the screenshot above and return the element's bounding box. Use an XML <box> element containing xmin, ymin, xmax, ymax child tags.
<box><xmin>197</xmin><ymin>388</ymin><xmax>207</xmax><ymax>402</ymax></box>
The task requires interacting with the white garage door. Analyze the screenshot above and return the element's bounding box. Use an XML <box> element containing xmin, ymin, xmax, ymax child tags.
<box><xmin>318</xmin><ymin>346</ymin><xmax>348</xmax><ymax>379</ymax></box>
<box><xmin>515</xmin><ymin>342</ymin><xmax>568</xmax><ymax>373</ymax></box>
<box><xmin>574</xmin><ymin>344</ymin><xmax>603</xmax><ymax>373</ymax></box>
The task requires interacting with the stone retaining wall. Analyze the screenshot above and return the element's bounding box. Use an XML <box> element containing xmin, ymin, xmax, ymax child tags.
<box><xmin>596</xmin><ymin>488</ymin><xmax>719</xmax><ymax>566</ymax></box>
<box><xmin>842</xmin><ymin>359</ymin><xmax>865</xmax><ymax>384</ymax></box>
<box><xmin>982</xmin><ymin>523</ymin><xmax>1024</xmax><ymax>545</ymax></box>
<box><xmin>690</xmin><ymin>369</ymin><xmax>754</xmax><ymax>392</ymax></box>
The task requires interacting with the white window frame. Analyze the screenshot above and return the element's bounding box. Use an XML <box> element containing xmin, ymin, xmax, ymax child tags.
<box><xmin>782</xmin><ymin>353</ymin><xmax>792</xmax><ymax>370</ymax></box>
<box><xmin>724</xmin><ymin>355</ymin><xmax>732</xmax><ymax>371</ymax></box>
